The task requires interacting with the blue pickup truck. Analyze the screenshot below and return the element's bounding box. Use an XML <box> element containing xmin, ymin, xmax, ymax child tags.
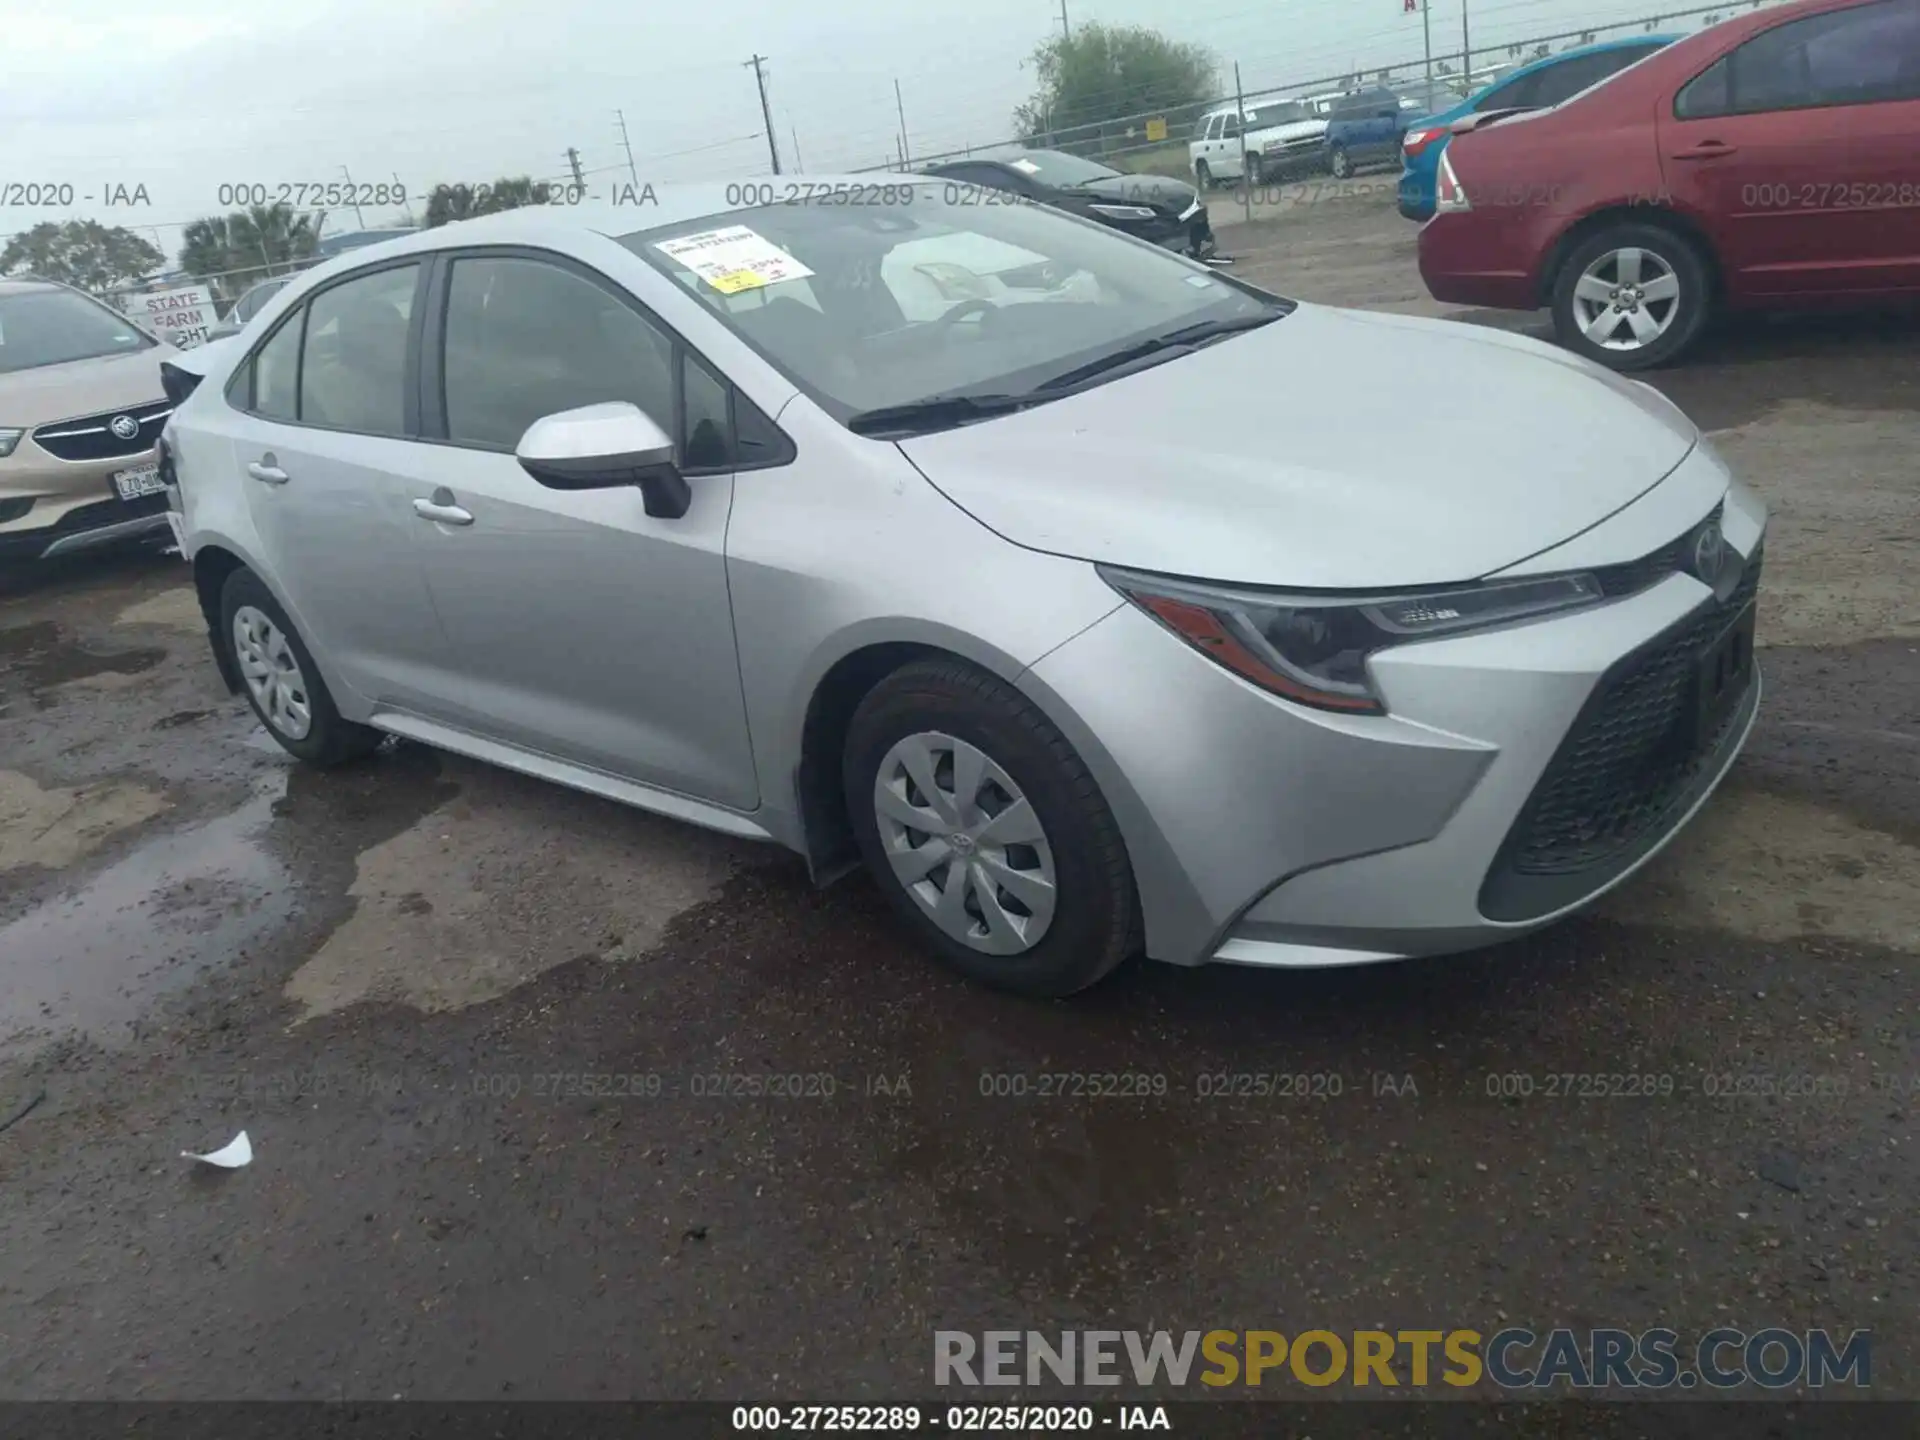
<box><xmin>1322</xmin><ymin>80</ymin><xmax>1467</xmax><ymax>179</ymax></box>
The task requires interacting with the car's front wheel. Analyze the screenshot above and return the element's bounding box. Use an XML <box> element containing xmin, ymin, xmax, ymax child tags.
<box><xmin>1328</xmin><ymin>145</ymin><xmax>1353</xmax><ymax>179</ymax></box>
<box><xmin>844</xmin><ymin>658</ymin><xmax>1138</xmax><ymax>998</ymax></box>
<box><xmin>220</xmin><ymin>567</ymin><xmax>383</xmax><ymax>767</ymax></box>
<box><xmin>1550</xmin><ymin>222</ymin><xmax>1711</xmax><ymax>371</ymax></box>
<box><xmin>1193</xmin><ymin>160</ymin><xmax>1213</xmax><ymax>190</ymax></box>
<box><xmin>1245</xmin><ymin>152</ymin><xmax>1265</xmax><ymax>187</ymax></box>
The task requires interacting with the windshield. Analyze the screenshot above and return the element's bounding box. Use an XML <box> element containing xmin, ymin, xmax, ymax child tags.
<box><xmin>0</xmin><ymin>288</ymin><xmax>155</xmax><ymax>374</ymax></box>
<box><xmin>1245</xmin><ymin>101</ymin><xmax>1313</xmax><ymax>127</ymax></box>
<box><xmin>623</xmin><ymin>184</ymin><xmax>1287</xmax><ymax>425</ymax></box>
<box><xmin>1002</xmin><ymin>150</ymin><xmax>1122</xmax><ymax>185</ymax></box>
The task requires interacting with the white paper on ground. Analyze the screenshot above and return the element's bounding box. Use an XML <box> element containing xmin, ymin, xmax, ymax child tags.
<box><xmin>182</xmin><ymin>1131</ymin><xmax>252</xmax><ymax>1168</ymax></box>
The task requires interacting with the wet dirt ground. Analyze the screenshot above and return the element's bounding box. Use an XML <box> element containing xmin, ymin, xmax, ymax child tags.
<box><xmin>0</xmin><ymin>188</ymin><xmax>1915</xmax><ymax>1406</ymax></box>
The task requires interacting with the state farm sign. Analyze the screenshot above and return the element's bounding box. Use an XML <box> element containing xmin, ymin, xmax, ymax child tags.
<box><xmin>117</xmin><ymin>284</ymin><xmax>218</xmax><ymax>349</ymax></box>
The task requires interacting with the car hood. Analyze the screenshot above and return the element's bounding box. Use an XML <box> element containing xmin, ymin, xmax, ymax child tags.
<box><xmin>897</xmin><ymin>304</ymin><xmax>1700</xmax><ymax>589</ymax></box>
<box><xmin>0</xmin><ymin>346</ymin><xmax>177</xmax><ymax>423</ymax></box>
<box><xmin>1066</xmin><ymin>173</ymin><xmax>1199</xmax><ymax>212</ymax></box>
<box><xmin>1249</xmin><ymin>119</ymin><xmax>1328</xmax><ymax>144</ymax></box>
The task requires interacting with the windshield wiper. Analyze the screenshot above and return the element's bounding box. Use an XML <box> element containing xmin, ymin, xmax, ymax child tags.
<box><xmin>1034</xmin><ymin>311</ymin><xmax>1284</xmax><ymax>392</ymax></box>
<box><xmin>846</xmin><ymin>391</ymin><xmax>1053</xmax><ymax>438</ymax></box>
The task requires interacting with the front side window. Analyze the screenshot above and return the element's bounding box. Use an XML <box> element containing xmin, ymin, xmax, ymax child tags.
<box><xmin>624</xmin><ymin>183</ymin><xmax>1288</xmax><ymax>429</ymax></box>
<box><xmin>441</xmin><ymin>255</ymin><xmax>675</xmax><ymax>450</ymax></box>
<box><xmin>0</xmin><ymin>287</ymin><xmax>153</xmax><ymax>374</ymax></box>
<box><xmin>299</xmin><ymin>264</ymin><xmax>416</xmax><ymax>435</ymax></box>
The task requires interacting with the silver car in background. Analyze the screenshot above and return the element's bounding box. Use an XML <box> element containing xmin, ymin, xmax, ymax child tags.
<box><xmin>160</xmin><ymin>181</ymin><xmax>1764</xmax><ymax>996</ymax></box>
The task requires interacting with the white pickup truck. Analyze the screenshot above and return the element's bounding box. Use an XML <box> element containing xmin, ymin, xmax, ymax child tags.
<box><xmin>1187</xmin><ymin>98</ymin><xmax>1329</xmax><ymax>188</ymax></box>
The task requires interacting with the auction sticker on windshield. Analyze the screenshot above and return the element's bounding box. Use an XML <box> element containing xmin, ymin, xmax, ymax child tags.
<box><xmin>655</xmin><ymin>225</ymin><xmax>815</xmax><ymax>294</ymax></box>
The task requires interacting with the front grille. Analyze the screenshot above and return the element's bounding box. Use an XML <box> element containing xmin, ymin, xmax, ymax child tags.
<box><xmin>1592</xmin><ymin>502</ymin><xmax>1720</xmax><ymax>599</ymax></box>
<box><xmin>1481</xmin><ymin>547</ymin><xmax>1762</xmax><ymax>917</ymax></box>
<box><xmin>31</xmin><ymin>400</ymin><xmax>171</xmax><ymax>462</ymax></box>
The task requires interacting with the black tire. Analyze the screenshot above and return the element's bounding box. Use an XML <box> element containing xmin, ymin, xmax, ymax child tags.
<box><xmin>1550</xmin><ymin>221</ymin><xmax>1712</xmax><ymax>372</ymax></box>
<box><xmin>1194</xmin><ymin>160</ymin><xmax>1213</xmax><ymax>190</ymax></box>
<box><xmin>844</xmin><ymin>658</ymin><xmax>1139</xmax><ymax>998</ymax></box>
<box><xmin>219</xmin><ymin>567</ymin><xmax>383</xmax><ymax>767</ymax></box>
<box><xmin>1245</xmin><ymin>153</ymin><xmax>1265</xmax><ymax>187</ymax></box>
<box><xmin>1328</xmin><ymin>146</ymin><xmax>1352</xmax><ymax>179</ymax></box>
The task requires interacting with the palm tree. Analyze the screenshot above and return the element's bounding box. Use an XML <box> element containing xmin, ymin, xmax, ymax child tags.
<box><xmin>179</xmin><ymin>203</ymin><xmax>325</xmax><ymax>303</ymax></box>
<box><xmin>424</xmin><ymin>177</ymin><xmax>552</xmax><ymax>228</ymax></box>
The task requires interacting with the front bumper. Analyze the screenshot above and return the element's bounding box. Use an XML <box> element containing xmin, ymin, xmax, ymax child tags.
<box><xmin>0</xmin><ymin>440</ymin><xmax>169</xmax><ymax>563</ymax></box>
<box><xmin>1023</xmin><ymin>469</ymin><xmax>1767</xmax><ymax>969</ymax></box>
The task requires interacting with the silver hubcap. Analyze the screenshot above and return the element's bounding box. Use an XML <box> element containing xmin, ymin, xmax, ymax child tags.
<box><xmin>873</xmin><ymin>731</ymin><xmax>1057</xmax><ymax>956</ymax></box>
<box><xmin>232</xmin><ymin>605</ymin><xmax>313</xmax><ymax>740</ymax></box>
<box><xmin>1572</xmin><ymin>246</ymin><xmax>1682</xmax><ymax>351</ymax></box>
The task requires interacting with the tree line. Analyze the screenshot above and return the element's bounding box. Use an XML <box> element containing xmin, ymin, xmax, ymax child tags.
<box><xmin>0</xmin><ymin>176</ymin><xmax>567</xmax><ymax>304</ymax></box>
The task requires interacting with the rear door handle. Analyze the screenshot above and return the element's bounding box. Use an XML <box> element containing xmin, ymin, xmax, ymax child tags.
<box><xmin>412</xmin><ymin>489</ymin><xmax>473</xmax><ymax>526</ymax></box>
<box><xmin>246</xmin><ymin>457</ymin><xmax>288</xmax><ymax>485</ymax></box>
<box><xmin>1671</xmin><ymin>141</ymin><xmax>1737</xmax><ymax>159</ymax></box>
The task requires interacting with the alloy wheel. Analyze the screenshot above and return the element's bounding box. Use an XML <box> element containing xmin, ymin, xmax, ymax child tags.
<box><xmin>1329</xmin><ymin>147</ymin><xmax>1351</xmax><ymax>178</ymax></box>
<box><xmin>1571</xmin><ymin>246</ymin><xmax>1681</xmax><ymax>351</ymax></box>
<box><xmin>232</xmin><ymin>604</ymin><xmax>313</xmax><ymax>740</ymax></box>
<box><xmin>872</xmin><ymin>731</ymin><xmax>1057</xmax><ymax>956</ymax></box>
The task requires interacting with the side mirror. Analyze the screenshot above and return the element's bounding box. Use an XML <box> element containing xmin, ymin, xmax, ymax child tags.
<box><xmin>515</xmin><ymin>401</ymin><xmax>692</xmax><ymax>519</ymax></box>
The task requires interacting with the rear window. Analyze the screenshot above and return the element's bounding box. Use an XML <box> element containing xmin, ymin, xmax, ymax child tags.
<box><xmin>0</xmin><ymin>288</ymin><xmax>155</xmax><ymax>373</ymax></box>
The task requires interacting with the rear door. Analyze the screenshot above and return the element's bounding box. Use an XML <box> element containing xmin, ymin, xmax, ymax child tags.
<box><xmin>1661</xmin><ymin>0</ymin><xmax>1920</xmax><ymax>298</ymax></box>
<box><xmin>223</xmin><ymin>259</ymin><xmax>465</xmax><ymax>716</ymax></box>
<box><xmin>402</xmin><ymin>247</ymin><xmax>762</xmax><ymax>810</ymax></box>
<box><xmin>1354</xmin><ymin>91</ymin><xmax>1402</xmax><ymax>164</ymax></box>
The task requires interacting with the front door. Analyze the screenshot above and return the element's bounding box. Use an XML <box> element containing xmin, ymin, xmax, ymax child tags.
<box><xmin>1661</xmin><ymin>0</ymin><xmax>1920</xmax><ymax>299</ymax></box>
<box><xmin>403</xmin><ymin>250</ymin><xmax>759</xmax><ymax>811</ymax></box>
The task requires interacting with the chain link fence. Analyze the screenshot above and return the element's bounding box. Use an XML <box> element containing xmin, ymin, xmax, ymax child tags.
<box><xmin>859</xmin><ymin>0</ymin><xmax>1781</xmax><ymax>176</ymax></box>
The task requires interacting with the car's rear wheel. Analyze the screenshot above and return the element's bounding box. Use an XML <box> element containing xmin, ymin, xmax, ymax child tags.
<box><xmin>1328</xmin><ymin>145</ymin><xmax>1353</xmax><ymax>179</ymax></box>
<box><xmin>1551</xmin><ymin>222</ymin><xmax>1711</xmax><ymax>371</ymax></box>
<box><xmin>1194</xmin><ymin>160</ymin><xmax>1213</xmax><ymax>190</ymax></box>
<box><xmin>844</xmin><ymin>658</ymin><xmax>1138</xmax><ymax>998</ymax></box>
<box><xmin>220</xmin><ymin>568</ymin><xmax>383</xmax><ymax>767</ymax></box>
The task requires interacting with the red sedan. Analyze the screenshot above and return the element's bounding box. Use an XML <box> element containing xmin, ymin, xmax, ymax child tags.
<box><xmin>1418</xmin><ymin>0</ymin><xmax>1920</xmax><ymax>368</ymax></box>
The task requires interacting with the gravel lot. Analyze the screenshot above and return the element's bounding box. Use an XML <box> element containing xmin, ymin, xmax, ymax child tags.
<box><xmin>1</xmin><ymin>185</ymin><xmax>1916</xmax><ymax>1408</ymax></box>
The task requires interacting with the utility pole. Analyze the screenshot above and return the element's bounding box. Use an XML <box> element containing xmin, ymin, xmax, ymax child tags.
<box><xmin>1419</xmin><ymin>0</ymin><xmax>1433</xmax><ymax>85</ymax></box>
<box><xmin>392</xmin><ymin>172</ymin><xmax>415</xmax><ymax>225</ymax></box>
<box><xmin>1461</xmin><ymin>0</ymin><xmax>1473</xmax><ymax>83</ymax></box>
<box><xmin>565</xmin><ymin>147</ymin><xmax>586</xmax><ymax>189</ymax></box>
<box><xmin>894</xmin><ymin>78</ymin><xmax>912</xmax><ymax>169</ymax></box>
<box><xmin>338</xmin><ymin>165</ymin><xmax>367</xmax><ymax>228</ymax></box>
<box><xmin>745</xmin><ymin>55</ymin><xmax>783</xmax><ymax>174</ymax></box>
<box><xmin>614</xmin><ymin>111</ymin><xmax>641</xmax><ymax>188</ymax></box>
<box><xmin>1234</xmin><ymin>62</ymin><xmax>1251</xmax><ymax>225</ymax></box>
<box><xmin>1058</xmin><ymin>0</ymin><xmax>1070</xmax><ymax>42</ymax></box>
<box><xmin>791</xmin><ymin>126</ymin><xmax>805</xmax><ymax>173</ymax></box>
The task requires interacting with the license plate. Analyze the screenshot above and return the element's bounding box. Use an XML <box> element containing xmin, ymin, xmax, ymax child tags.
<box><xmin>113</xmin><ymin>462</ymin><xmax>164</xmax><ymax>501</ymax></box>
<box><xmin>1693</xmin><ymin>604</ymin><xmax>1756</xmax><ymax>742</ymax></box>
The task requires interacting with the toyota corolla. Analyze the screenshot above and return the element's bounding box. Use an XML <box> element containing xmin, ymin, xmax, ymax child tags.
<box><xmin>159</xmin><ymin>180</ymin><xmax>1764</xmax><ymax>996</ymax></box>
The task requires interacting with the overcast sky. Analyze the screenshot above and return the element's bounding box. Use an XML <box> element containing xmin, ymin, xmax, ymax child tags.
<box><xmin>1</xmin><ymin>0</ymin><xmax>1742</xmax><ymax>262</ymax></box>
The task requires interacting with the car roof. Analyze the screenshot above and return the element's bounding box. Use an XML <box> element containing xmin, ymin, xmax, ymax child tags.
<box><xmin>0</xmin><ymin>276</ymin><xmax>67</xmax><ymax>296</ymax></box>
<box><xmin>1501</xmin><ymin>32</ymin><xmax>1678</xmax><ymax>81</ymax></box>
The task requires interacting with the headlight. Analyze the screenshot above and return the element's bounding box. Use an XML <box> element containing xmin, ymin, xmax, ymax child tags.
<box><xmin>1087</xmin><ymin>203</ymin><xmax>1158</xmax><ymax>221</ymax></box>
<box><xmin>1102</xmin><ymin>566</ymin><xmax>1606</xmax><ymax>715</ymax></box>
<box><xmin>0</xmin><ymin>428</ymin><xmax>24</xmax><ymax>458</ymax></box>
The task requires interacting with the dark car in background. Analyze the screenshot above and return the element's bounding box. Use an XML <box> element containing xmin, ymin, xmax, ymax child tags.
<box><xmin>922</xmin><ymin>150</ymin><xmax>1216</xmax><ymax>259</ymax></box>
<box><xmin>1325</xmin><ymin>80</ymin><xmax>1467</xmax><ymax>177</ymax></box>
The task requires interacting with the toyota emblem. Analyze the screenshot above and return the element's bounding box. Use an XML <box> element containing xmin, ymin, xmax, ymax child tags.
<box><xmin>109</xmin><ymin>414</ymin><xmax>140</xmax><ymax>441</ymax></box>
<box><xmin>1691</xmin><ymin>518</ymin><xmax>1726</xmax><ymax>586</ymax></box>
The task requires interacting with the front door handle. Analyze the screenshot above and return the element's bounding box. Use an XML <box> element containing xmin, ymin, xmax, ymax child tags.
<box><xmin>412</xmin><ymin>487</ymin><xmax>473</xmax><ymax>526</ymax></box>
<box><xmin>1671</xmin><ymin>140</ymin><xmax>1737</xmax><ymax>159</ymax></box>
<box><xmin>246</xmin><ymin>456</ymin><xmax>289</xmax><ymax>485</ymax></box>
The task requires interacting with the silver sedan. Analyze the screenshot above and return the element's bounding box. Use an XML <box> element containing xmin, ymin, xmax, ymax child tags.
<box><xmin>160</xmin><ymin>178</ymin><xmax>1764</xmax><ymax>996</ymax></box>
